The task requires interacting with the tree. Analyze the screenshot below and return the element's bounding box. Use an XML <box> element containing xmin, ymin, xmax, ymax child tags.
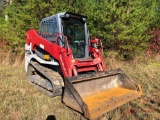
<box><xmin>2</xmin><ymin>0</ymin><xmax>160</xmax><ymax>59</ymax></box>
<box><xmin>0</xmin><ymin>0</ymin><xmax>8</xmax><ymax>42</ymax></box>
<box><xmin>81</xmin><ymin>0</ymin><xmax>156</xmax><ymax>59</ymax></box>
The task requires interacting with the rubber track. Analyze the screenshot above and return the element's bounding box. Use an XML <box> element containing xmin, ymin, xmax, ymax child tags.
<box><xmin>28</xmin><ymin>61</ymin><xmax>63</xmax><ymax>97</ymax></box>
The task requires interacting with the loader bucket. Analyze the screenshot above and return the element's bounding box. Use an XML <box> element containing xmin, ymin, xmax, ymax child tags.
<box><xmin>63</xmin><ymin>68</ymin><xmax>142</xmax><ymax>120</ymax></box>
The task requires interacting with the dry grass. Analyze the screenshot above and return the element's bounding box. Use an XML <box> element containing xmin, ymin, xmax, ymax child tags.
<box><xmin>0</xmin><ymin>48</ymin><xmax>24</xmax><ymax>66</ymax></box>
<box><xmin>0</xmin><ymin>52</ymin><xmax>160</xmax><ymax>120</ymax></box>
<box><xmin>0</xmin><ymin>65</ymin><xmax>86</xmax><ymax>120</ymax></box>
<box><xmin>101</xmin><ymin>53</ymin><xmax>160</xmax><ymax>120</ymax></box>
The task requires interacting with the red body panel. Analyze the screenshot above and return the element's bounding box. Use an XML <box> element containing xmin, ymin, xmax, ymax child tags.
<box><xmin>26</xmin><ymin>29</ymin><xmax>106</xmax><ymax>78</ymax></box>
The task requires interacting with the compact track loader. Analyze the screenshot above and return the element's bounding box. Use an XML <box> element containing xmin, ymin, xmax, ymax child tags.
<box><xmin>25</xmin><ymin>12</ymin><xmax>142</xmax><ymax>119</ymax></box>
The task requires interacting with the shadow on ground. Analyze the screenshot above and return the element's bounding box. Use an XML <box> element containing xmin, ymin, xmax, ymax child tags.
<box><xmin>46</xmin><ymin>115</ymin><xmax>56</xmax><ymax>120</ymax></box>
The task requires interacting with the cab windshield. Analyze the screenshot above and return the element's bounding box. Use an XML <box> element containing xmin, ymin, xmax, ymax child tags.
<box><xmin>62</xmin><ymin>19</ymin><xmax>86</xmax><ymax>58</ymax></box>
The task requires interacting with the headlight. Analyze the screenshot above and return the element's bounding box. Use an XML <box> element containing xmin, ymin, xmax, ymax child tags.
<box><xmin>65</xmin><ymin>13</ymin><xmax>70</xmax><ymax>18</ymax></box>
<box><xmin>82</xmin><ymin>17</ymin><xmax>86</xmax><ymax>22</ymax></box>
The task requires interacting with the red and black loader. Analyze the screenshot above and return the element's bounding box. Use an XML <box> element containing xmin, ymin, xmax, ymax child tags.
<box><xmin>25</xmin><ymin>12</ymin><xmax>142</xmax><ymax>119</ymax></box>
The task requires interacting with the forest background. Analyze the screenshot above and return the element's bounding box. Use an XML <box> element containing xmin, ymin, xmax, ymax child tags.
<box><xmin>0</xmin><ymin>0</ymin><xmax>160</xmax><ymax>60</ymax></box>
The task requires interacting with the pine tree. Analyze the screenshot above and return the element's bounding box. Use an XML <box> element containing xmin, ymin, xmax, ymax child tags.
<box><xmin>2</xmin><ymin>0</ymin><xmax>159</xmax><ymax>59</ymax></box>
<box><xmin>81</xmin><ymin>0</ymin><xmax>156</xmax><ymax>59</ymax></box>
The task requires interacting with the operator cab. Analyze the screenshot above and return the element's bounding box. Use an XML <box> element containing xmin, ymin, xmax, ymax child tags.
<box><xmin>60</xmin><ymin>12</ymin><xmax>88</xmax><ymax>59</ymax></box>
<box><xmin>39</xmin><ymin>12</ymin><xmax>89</xmax><ymax>60</ymax></box>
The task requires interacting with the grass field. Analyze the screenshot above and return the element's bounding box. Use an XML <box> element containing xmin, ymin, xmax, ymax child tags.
<box><xmin>0</xmin><ymin>56</ymin><xmax>160</xmax><ymax>120</ymax></box>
